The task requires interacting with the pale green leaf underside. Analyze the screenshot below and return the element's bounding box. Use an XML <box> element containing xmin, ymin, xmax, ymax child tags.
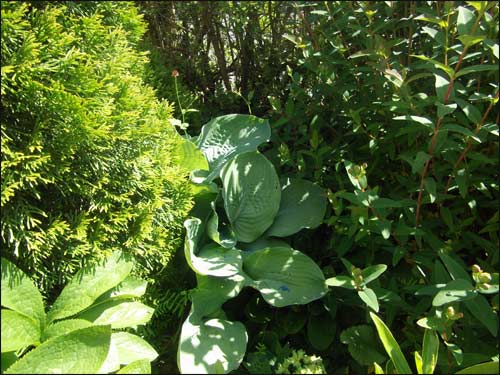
<box><xmin>266</xmin><ymin>178</ymin><xmax>327</xmax><ymax>237</ymax></box>
<box><xmin>1</xmin><ymin>258</ymin><xmax>45</xmax><ymax>329</ymax></box>
<box><xmin>112</xmin><ymin>332</ymin><xmax>158</xmax><ymax>365</ymax></box>
<box><xmin>47</xmin><ymin>251</ymin><xmax>133</xmax><ymax>323</ymax></box>
<box><xmin>178</xmin><ymin>316</ymin><xmax>248</xmax><ymax>374</ymax></box>
<box><xmin>243</xmin><ymin>247</ymin><xmax>327</xmax><ymax>307</ymax></box>
<box><xmin>5</xmin><ymin>326</ymin><xmax>111</xmax><ymax>374</ymax></box>
<box><xmin>195</xmin><ymin>114</ymin><xmax>271</xmax><ymax>182</ymax></box>
<box><xmin>1</xmin><ymin>310</ymin><xmax>40</xmax><ymax>352</ymax></box>
<box><xmin>221</xmin><ymin>152</ymin><xmax>280</xmax><ymax>243</ymax></box>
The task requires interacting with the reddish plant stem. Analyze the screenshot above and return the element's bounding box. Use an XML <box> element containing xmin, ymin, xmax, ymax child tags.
<box><xmin>444</xmin><ymin>90</ymin><xmax>499</xmax><ymax>193</ymax></box>
<box><xmin>414</xmin><ymin>14</ymin><xmax>482</xmax><ymax>227</ymax></box>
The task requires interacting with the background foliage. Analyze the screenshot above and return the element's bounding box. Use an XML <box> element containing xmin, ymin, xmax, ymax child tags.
<box><xmin>141</xmin><ymin>1</ymin><xmax>499</xmax><ymax>374</ymax></box>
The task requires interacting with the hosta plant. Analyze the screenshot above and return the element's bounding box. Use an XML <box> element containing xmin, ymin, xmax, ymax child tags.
<box><xmin>175</xmin><ymin>114</ymin><xmax>328</xmax><ymax>373</ymax></box>
<box><xmin>1</xmin><ymin>251</ymin><xmax>158</xmax><ymax>374</ymax></box>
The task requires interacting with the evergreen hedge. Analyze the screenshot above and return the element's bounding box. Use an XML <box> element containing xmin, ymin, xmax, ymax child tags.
<box><xmin>1</xmin><ymin>1</ymin><xmax>193</xmax><ymax>301</ymax></box>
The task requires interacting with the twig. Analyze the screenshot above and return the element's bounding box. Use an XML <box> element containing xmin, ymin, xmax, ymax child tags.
<box><xmin>444</xmin><ymin>90</ymin><xmax>499</xmax><ymax>193</ymax></box>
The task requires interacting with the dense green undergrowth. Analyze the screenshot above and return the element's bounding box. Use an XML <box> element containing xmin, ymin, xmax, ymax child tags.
<box><xmin>1</xmin><ymin>1</ymin><xmax>499</xmax><ymax>374</ymax></box>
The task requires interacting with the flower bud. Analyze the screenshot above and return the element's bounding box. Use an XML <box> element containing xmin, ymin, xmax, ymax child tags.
<box><xmin>472</xmin><ymin>264</ymin><xmax>482</xmax><ymax>274</ymax></box>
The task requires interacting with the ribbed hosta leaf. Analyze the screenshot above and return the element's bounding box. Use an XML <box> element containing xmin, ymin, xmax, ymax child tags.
<box><xmin>195</xmin><ymin>114</ymin><xmax>271</xmax><ymax>182</ymax></box>
<box><xmin>207</xmin><ymin>200</ymin><xmax>237</xmax><ymax>249</ymax></box>
<box><xmin>221</xmin><ymin>152</ymin><xmax>280</xmax><ymax>243</ymax></box>
<box><xmin>243</xmin><ymin>247</ymin><xmax>327</xmax><ymax>307</ymax></box>
<box><xmin>265</xmin><ymin>178</ymin><xmax>327</xmax><ymax>237</ymax></box>
<box><xmin>178</xmin><ymin>314</ymin><xmax>247</xmax><ymax>374</ymax></box>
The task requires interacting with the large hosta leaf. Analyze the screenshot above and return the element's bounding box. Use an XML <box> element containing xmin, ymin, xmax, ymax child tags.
<box><xmin>184</xmin><ymin>218</ymin><xmax>243</xmax><ymax>277</ymax></box>
<box><xmin>5</xmin><ymin>326</ymin><xmax>111</xmax><ymax>374</ymax></box>
<box><xmin>191</xmin><ymin>274</ymin><xmax>248</xmax><ymax>322</ymax></box>
<box><xmin>47</xmin><ymin>251</ymin><xmax>133</xmax><ymax>323</ymax></box>
<box><xmin>1</xmin><ymin>258</ymin><xmax>45</xmax><ymax>328</ymax></box>
<box><xmin>207</xmin><ymin>200</ymin><xmax>237</xmax><ymax>249</ymax></box>
<box><xmin>195</xmin><ymin>243</ymin><xmax>243</xmax><ymax>277</ymax></box>
<box><xmin>195</xmin><ymin>114</ymin><xmax>271</xmax><ymax>182</ymax></box>
<box><xmin>243</xmin><ymin>247</ymin><xmax>327</xmax><ymax>307</ymax></box>
<box><xmin>178</xmin><ymin>315</ymin><xmax>248</xmax><ymax>374</ymax></box>
<box><xmin>266</xmin><ymin>178</ymin><xmax>327</xmax><ymax>237</ymax></box>
<box><xmin>221</xmin><ymin>152</ymin><xmax>280</xmax><ymax>242</ymax></box>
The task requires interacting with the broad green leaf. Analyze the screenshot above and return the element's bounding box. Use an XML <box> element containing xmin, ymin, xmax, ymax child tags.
<box><xmin>455</xmin><ymin>98</ymin><xmax>483</xmax><ymax>124</ymax></box>
<box><xmin>1</xmin><ymin>310</ymin><xmax>40</xmax><ymax>352</ymax></box>
<box><xmin>455</xmin><ymin>64</ymin><xmax>497</xmax><ymax>78</ymax></box>
<box><xmin>436</xmin><ymin>103</ymin><xmax>457</xmax><ymax>118</ymax></box>
<box><xmin>1</xmin><ymin>352</ymin><xmax>17</xmax><ymax>373</ymax></box>
<box><xmin>412</xmin><ymin>151</ymin><xmax>431</xmax><ymax>175</ymax></box>
<box><xmin>362</xmin><ymin>264</ymin><xmax>388</xmax><ymax>285</ymax></box>
<box><xmin>457</xmin><ymin>6</ymin><xmax>476</xmax><ymax>36</ymax></box>
<box><xmin>325</xmin><ymin>275</ymin><xmax>356</xmax><ymax>289</ymax></box>
<box><xmin>41</xmin><ymin>319</ymin><xmax>92</xmax><ymax>342</ymax></box>
<box><xmin>178</xmin><ymin>315</ymin><xmax>247</xmax><ymax>374</ymax></box>
<box><xmin>243</xmin><ymin>247</ymin><xmax>327</xmax><ymax>307</ymax></box>
<box><xmin>194</xmin><ymin>243</ymin><xmax>243</xmax><ymax>277</ymax></box>
<box><xmin>5</xmin><ymin>325</ymin><xmax>111</xmax><ymax>374</ymax></box>
<box><xmin>411</xmin><ymin>55</ymin><xmax>453</xmax><ymax>78</ymax></box>
<box><xmin>207</xmin><ymin>200</ymin><xmax>237</xmax><ymax>249</ymax></box>
<box><xmin>1</xmin><ymin>258</ymin><xmax>45</xmax><ymax>329</ymax></box>
<box><xmin>195</xmin><ymin>114</ymin><xmax>271</xmax><ymax>182</ymax></box>
<box><xmin>221</xmin><ymin>152</ymin><xmax>280</xmax><ymax>243</ymax></box>
<box><xmin>265</xmin><ymin>178</ymin><xmax>327</xmax><ymax>237</ymax></box>
<box><xmin>184</xmin><ymin>218</ymin><xmax>242</xmax><ymax>277</ymax></box>
<box><xmin>358</xmin><ymin>288</ymin><xmax>379</xmax><ymax>312</ymax></box>
<box><xmin>191</xmin><ymin>274</ymin><xmax>247</xmax><ymax>322</ymax></box>
<box><xmin>307</xmin><ymin>312</ymin><xmax>335</xmax><ymax>351</ymax></box>
<box><xmin>111</xmin><ymin>332</ymin><xmax>158</xmax><ymax>365</ymax></box>
<box><xmin>238</xmin><ymin>237</ymin><xmax>291</xmax><ymax>253</ymax></box>
<box><xmin>422</xmin><ymin>329</ymin><xmax>439</xmax><ymax>374</ymax></box>
<box><xmin>439</xmin><ymin>253</ymin><xmax>498</xmax><ymax>336</ymax></box>
<box><xmin>174</xmin><ymin>137</ymin><xmax>209</xmax><ymax>173</ymax></box>
<box><xmin>77</xmin><ymin>301</ymin><xmax>154</xmax><ymax>329</ymax></box>
<box><xmin>435</xmin><ymin>74</ymin><xmax>454</xmax><ymax>102</ymax></box>
<box><xmin>455</xmin><ymin>361</ymin><xmax>499</xmax><ymax>374</ymax></box>
<box><xmin>457</xmin><ymin>34</ymin><xmax>486</xmax><ymax>47</ymax></box>
<box><xmin>95</xmin><ymin>277</ymin><xmax>148</xmax><ymax>304</ymax></box>
<box><xmin>340</xmin><ymin>325</ymin><xmax>386</xmax><ymax>366</ymax></box>
<box><xmin>414</xmin><ymin>15</ymin><xmax>447</xmax><ymax>28</ymax></box>
<box><xmin>415</xmin><ymin>351</ymin><xmax>423</xmax><ymax>374</ymax></box>
<box><xmin>47</xmin><ymin>251</ymin><xmax>133</xmax><ymax>323</ymax></box>
<box><xmin>393</xmin><ymin>115</ymin><xmax>434</xmax><ymax>129</ymax></box>
<box><xmin>432</xmin><ymin>279</ymin><xmax>478</xmax><ymax>306</ymax></box>
<box><xmin>116</xmin><ymin>360</ymin><xmax>151</xmax><ymax>374</ymax></box>
<box><xmin>370</xmin><ymin>312</ymin><xmax>412</xmax><ymax>374</ymax></box>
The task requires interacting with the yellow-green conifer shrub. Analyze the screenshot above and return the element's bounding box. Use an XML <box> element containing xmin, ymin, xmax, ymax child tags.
<box><xmin>1</xmin><ymin>1</ymin><xmax>193</xmax><ymax>300</ymax></box>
